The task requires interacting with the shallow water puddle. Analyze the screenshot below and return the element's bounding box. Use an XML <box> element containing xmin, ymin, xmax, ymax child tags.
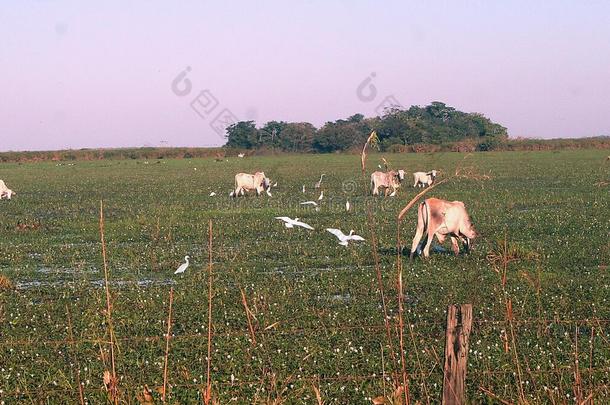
<box><xmin>16</xmin><ymin>278</ymin><xmax>176</xmax><ymax>290</ymax></box>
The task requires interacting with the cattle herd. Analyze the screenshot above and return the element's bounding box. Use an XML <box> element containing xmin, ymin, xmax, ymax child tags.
<box><xmin>225</xmin><ymin>166</ymin><xmax>475</xmax><ymax>258</ymax></box>
<box><xmin>1</xmin><ymin>165</ymin><xmax>476</xmax><ymax>258</ymax></box>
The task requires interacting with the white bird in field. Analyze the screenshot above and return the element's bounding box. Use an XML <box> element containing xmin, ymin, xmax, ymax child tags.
<box><xmin>302</xmin><ymin>185</ymin><xmax>306</xmax><ymax>193</ymax></box>
<box><xmin>317</xmin><ymin>191</ymin><xmax>324</xmax><ymax>201</ymax></box>
<box><xmin>326</xmin><ymin>228</ymin><xmax>365</xmax><ymax>246</ymax></box>
<box><xmin>238</xmin><ymin>153</ymin><xmax>245</xmax><ymax>158</ymax></box>
<box><xmin>275</xmin><ymin>217</ymin><xmax>315</xmax><ymax>230</ymax></box>
<box><xmin>314</xmin><ymin>174</ymin><xmax>325</xmax><ymax>189</ymax></box>
<box><xmin>345</xmin><ymin>200</ymin><xmax>350</xmax><ymax>211</ymax></box>
<box><xmin>300</xmin><ymin>201</ymin><xmax>320</xmax><ymax>212</ymax></box>
<box><xmin>209</xmin><ymin>192</ymin><xmax>216</xmax><ymax>197</ymax></box>
<box><xmin>272</xmin><ymin>182</ymin><xmax>278</xmax><ymax>188</ymax></box>
<box><xmin>378</xmin><ymin>164</ymin><xmax>382</xmax><ymax>169</ymax></box>
<box><xmin>389</xmin><ymin>190</ymin><xmax>396</xmax><ymax>197</ymax></box>
<box><xmin>300</xmin><ymin>201</ymin><xmax>318</xmax><ymax>206</ymax></box>
<box><xmin>174</xmin><ymin>256</ymin><xmax>190</xmax><ymax>274</ymax></box>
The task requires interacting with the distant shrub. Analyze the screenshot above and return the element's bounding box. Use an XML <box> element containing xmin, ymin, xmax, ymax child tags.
<box><xmin>477</xmin><ymin>138</ymin><xmax>505</xmax><ymax>151</ymax></box>
<box><xmin>387</xmin><ymin>144</ymin><xmax>407</xmax><ymax>153</ymax></box>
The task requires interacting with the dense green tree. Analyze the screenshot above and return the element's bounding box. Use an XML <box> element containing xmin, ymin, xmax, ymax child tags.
<box><xmin>259</xmin><ymin>121</ymin><xmax>287</xmax><ymax>147</ymax></box>
<box><xmin>312</xmin><ymin>114</ymin><xmax>371</xmax><ymax>152</ymax></box>
<box><xmin>225</xmin><ymin>121</ymin><xmax>259</xmax><ymax>149</ymax></box>
<box><xmin>280</xmin><ymin>122</ymin><xmax>317</xmax><ymax>152</ymax></box>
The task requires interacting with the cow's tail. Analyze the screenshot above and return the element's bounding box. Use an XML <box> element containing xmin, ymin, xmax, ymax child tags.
<box><xmin>418</xmin><ymin>200</ymin><xmax>429</xmax><ymax>235</ymax></box>
<box><xmin>410</xmin><ymin>200</ymin><xmax>429</xmax><ymax>259</ymax></box>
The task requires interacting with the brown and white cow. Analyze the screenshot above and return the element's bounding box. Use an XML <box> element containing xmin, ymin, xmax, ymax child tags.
<box><xmin>232</xmin><ymin>172</ymin><xmax>271</xmax><ymax>197</ymax></box>
<box><xmin>410</xmin><ymin>198</ymin><xmax>477</xmax><ymax>259</ymax></box>
<box><xmin>370</xmin><ymin>170</ymin><xmax>405</xmax><ymax>196</ymax></box>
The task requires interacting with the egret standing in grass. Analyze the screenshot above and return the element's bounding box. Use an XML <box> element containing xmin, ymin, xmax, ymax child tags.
<box><xmin>174</xmin><ymin>256</ymin><xmax>190</xmax><ymax>274</ymax></box>
<box><xmin>314</xmin><ymin>174</ymin><xmax>325</xmax><ymax>189</ymax></box>
<box><xmin>318</xmin><ymin>191</ymin><xmax>324</xmax><ymax>201</ymax></box>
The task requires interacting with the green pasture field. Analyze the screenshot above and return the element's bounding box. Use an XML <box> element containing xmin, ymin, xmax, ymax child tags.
<box><xmin>0</xmin><ymin>150</ymin><xmax>609</xmax><ymax>403</ymax></box>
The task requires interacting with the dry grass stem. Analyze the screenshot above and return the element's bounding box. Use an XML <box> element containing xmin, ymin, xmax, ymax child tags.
<box><xmin>205</xmin><ymin>219</ymin><xmax>214</xmax><ymax>405</ymax></box>
<box><xmin>162</xmin><ymin>287</ymin><xmax>174</xmax><ymax>403</ymax></box>
<box><xmin>99</xmin><ymin>200</ymin><xmax>119</xmax><ymax>405</ymax></box>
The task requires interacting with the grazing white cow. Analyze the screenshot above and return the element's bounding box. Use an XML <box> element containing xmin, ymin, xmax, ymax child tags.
<box><xmin>410</xmin><ymin>198</ymin><xmax>477</xmax><ymax>259</ymax></box>
<box><xmin>232</xmin><ymin>172</ymin><xmax>272</xmax><ymax>197</ymax></box>
<box><xmin>0</xmin><ymin>180</ymin><xmax>15</xmax><ymax>200</ymax></box>
<box><xmin>370</xmin><ymin>170</ymin><xmax>405</xmax><ymax>196</ymax></box>
<box><xmin>412</xmin><ymin>170</ymin><xmax>437</xmax><ymax>187</ymax></box>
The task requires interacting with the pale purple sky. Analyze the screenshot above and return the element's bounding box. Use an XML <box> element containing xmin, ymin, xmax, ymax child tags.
<box><xmin>1</xmin><ymin>1</ymin><xmax>609</xmax><ymax>151</ymax></box>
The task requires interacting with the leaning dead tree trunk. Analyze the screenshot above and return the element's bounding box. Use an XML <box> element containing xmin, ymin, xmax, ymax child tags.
<box><xmin>442</xmin><ymin>304</ymin><xmax>473</xmax><ymax>405</ymax></box>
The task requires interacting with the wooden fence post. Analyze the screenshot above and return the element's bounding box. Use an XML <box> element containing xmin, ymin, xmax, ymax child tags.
<box><xmin>442</xmin><ymin>304</ymin><xmax>473</xmax><ymax>405</ymax></box>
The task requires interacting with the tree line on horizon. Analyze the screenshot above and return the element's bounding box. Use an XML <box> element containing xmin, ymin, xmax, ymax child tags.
<box><xmin>224</xmin><ymin>101</ymin><xmax>509</xmax><ymax>152</ymax></box>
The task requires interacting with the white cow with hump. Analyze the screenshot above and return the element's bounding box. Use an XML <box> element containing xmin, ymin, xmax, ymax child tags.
<box><xmin>412</xmin><ymin>170</ymin><xmax>437</xmax><ymax>187</ymax></box>
<box><xmin>410</xmin><ymin>198</ymin><xmax>477</xmax><ymax>259</ymax></box>
<box><xmin>0</xmin><ymin>180</ymin><xmax>15</xmax><ymax>200</ymax></box>
<box><xmin>231</xmin><ymin>172</ymin><xmax>272</xmax><ymax>197</ymax></box>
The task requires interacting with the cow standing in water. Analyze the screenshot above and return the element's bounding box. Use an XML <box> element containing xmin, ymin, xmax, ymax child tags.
<box><xmin>410</xmin><ymin>198</ymin><xmax>477</xmax><ymax>259</ymax></box>
<box><xmin>232</xmin><ymin>172</ymin><xmax>272</xmax><ymax>197</ymax></box>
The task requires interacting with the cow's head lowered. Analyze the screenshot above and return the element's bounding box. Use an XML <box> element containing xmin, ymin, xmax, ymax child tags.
<box><xmin>1</xmin><ymin>189</ymin><xmax>14</xmax><ymax>200</ymax></box>
<box><xmin>256</xmin><ymin>172</ymin><xmax>272</xmax><ymax>196</ymax></box>
<box><xmin>457</xmin><ymin>204</ymin><xmax>477</xmax><ymax>251</ymax></box>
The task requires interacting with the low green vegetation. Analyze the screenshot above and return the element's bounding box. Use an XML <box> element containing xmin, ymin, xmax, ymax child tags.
<box><xmin>0</xmin><ymin>150</ymin><xmax>609</xmax><ymax>403</ymax></box>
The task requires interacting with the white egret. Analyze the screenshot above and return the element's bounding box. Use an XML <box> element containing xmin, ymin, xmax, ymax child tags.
<box><xmin>317</xmin><ymin>191</ymin><xmax>324</xmax><ymax>201</ymax></box>
<box><xmin>275</xmin><ymin>217</ymin><xmax>315</xmax><ymax>230</ymax></box>
<box><xmin>314</xmin><ymin>174</ymin><xmax>325</xmax><ymax>189</ymax></box>
<box><xmin>209</xmin><ymin>192</ymin><xmax>216</xmax><ymax>197</ymax></box>
<box><xmin>300</xmin><ymin>201</ymin><xmax>320</xmax><ymax>212</ymax></box>
<box><xmin>302</xmin><ymin>185</ymin><xmax>306</xmax><ymax>193</ymax></box>
<box><xmin>345</xmin><ymin>200</ymin><xmax>350</xmax><ymax>211</ymax></box>
<box><xmin>326</xmin><ymin>229</ymin><xmax>365</xmax><ymax>246</ymax></box>
<box><xmin>238</xmin><ymin>153</ymin><xmax>245</xmax><ymax>158</ymax></box>
<box><xmin>174</xmin><ymin>256</ymin><xmax>190</xmax><ymax>274</ymax></box>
